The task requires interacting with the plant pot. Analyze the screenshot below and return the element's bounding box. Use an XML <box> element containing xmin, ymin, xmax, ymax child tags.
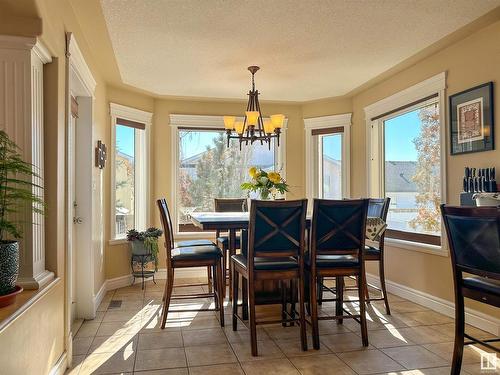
<box><xmin>129</xmin><ymin>240</ymin><xmax>151</xmax><ymax>256</ymax></box>
<box><xmin>0</xmin><ymin>285</ymin><xmax>23</xmax><ymax>308</ymax></box>
<box><xmin>0</xmin><ymin>241</ymin><xmax>19</xmax><ymax>296</ymax></box>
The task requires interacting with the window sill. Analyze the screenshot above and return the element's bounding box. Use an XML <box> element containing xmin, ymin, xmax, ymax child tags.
<box><xmin>384</xmin><ymin>237</ymin><xmax>448</xmax><ymax>257</ymax></box>
<box><xmin>0</xmin><ymin>277</ymin><xmax>60</xmax><ymax>332</ymax></box>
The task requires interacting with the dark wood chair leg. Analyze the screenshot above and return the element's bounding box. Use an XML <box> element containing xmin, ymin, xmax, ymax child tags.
<box><xmin>298</xmin><ymin>274</ymin><xmax>308</xmax><ymax>351</ymax></box>
<box><xmin>317</xmin><ymin>277</ymin><xmax>323</xmax><ymax>305</ymax></box>
<box><xmin>281</xmin><ymin>280</ymin><xmax>287</xmax><ymax>327</ymax></box>
<box><xmin>207</xmin><ymin>266</ymin><xmax>213</xmax><ymax>293</ymax></box>
<box><xmin>364</xmin><ymin>275</ymin><xmax>370</xmax><ymax>304</ymax></box>
<box><xmin>161</xmin><ymin>270</ymin><xmax>174</xmax><ymax>329</ymax></box>
<box><xmin>310</xmin><ymin>272</ymin><xmax>320</xmax><ymax>350</ymax></box>
<box><xmin>336</xmin><ymin>276</ymin><xmax>344</xmax><ymax>324</ymax></box>
<box><xmin>379</xmin><ymin>257</ymin><xmax>391</xmax><ymax>315</ymax></box>
<box><xmin>452</xmin><ymin>290</ymin><xmax>465</xmax><ymax>375</ymax></box>
<box><xmin>222</xmin><ymin>247</ymin><xmax>227</xmax><ymax>293</ymax></box>
<box><xmin>216</xmin><ymin>259</ymin><xmax>225</xmax><ymax>327</ymax></box>
<box><xmin>358</xmin><ymin>272</ymin><xmax>369</xmax><ymax>346</ymax></box>
<box><xmin>232</xmin><ymin>265</ymin><xmax>239</xmax><ymax>331</ymax></box>
<box><xmin>242</xmin><ymin>277</ymin><xmax>248</xmax><ymax>320</ymax></box>
<box><xmin>248</xmin><ymin>279</ymin><xmax>258</xmax><ymax>356</ymax></box>
<box><xmin>213</xmin><ymin>265</ymin><xmax>219</xmax><ymax>310</ymax></box>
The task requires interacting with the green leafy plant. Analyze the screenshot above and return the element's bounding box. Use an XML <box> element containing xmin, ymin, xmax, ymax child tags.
<box><xmin>0</xmin><ymin>130</ymin><xmax>44</xmax><ymax>242</ymax></box>
<box><xmin>126</xmin><ymin>227</ymin><xmax>163</xmax><ymax>271</ymax></box>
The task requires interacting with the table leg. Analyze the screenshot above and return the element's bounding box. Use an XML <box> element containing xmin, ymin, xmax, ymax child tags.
<box><xmin>228</xmin><ymin>228</ymin><xmax>237</xmax><ymax>301</ymax></box>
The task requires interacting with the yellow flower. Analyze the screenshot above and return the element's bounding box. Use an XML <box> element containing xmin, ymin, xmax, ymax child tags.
<box><xmin>249</xmin><ymin>167</ymin><xmax>259</xmax><ymax>179</ymax></box>
<box><xmin>268</xmin><ymin>171</ymin><xmax>281</xmax><ymax>184</ymax></box>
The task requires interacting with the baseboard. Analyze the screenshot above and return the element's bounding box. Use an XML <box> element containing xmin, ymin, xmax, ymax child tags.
<box><xmin>49</xmin><ymin>351</ymin><xmax>67</xmax><ymax>375</ymax></box>
<box><xmin>93</xmin><ymin>281</ymin><xmax>107</xmax><ymax>314</ymax></box>
<box><xmin>366</xmin><ymin>273</ymin><xmax>500</xmax><ymax>336</ymax></box>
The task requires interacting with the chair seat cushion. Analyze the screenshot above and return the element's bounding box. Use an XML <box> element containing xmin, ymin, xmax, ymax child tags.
<box><xmin>463</xmin><ymin>276</ymin><xmax>500</xmax><ymax>296</ymax></box>
<box><xmin>306</xmin><ymin>254</ymin><xmax>359</xmax><ymax>268</ymax></box>
<box><xmin>217</xmin><ymin>235</ymin><xmax>241</xmax><ymax>248</ymax></box>
<box><xmin>364</xmin><ymin>245</ymin><xmax>381</xmax><ymax>257</ymax></box>
<box><xmin>177</xmin><ymin>239</ymin><xmax>215</xmax><ymax>247</ymax></box>
<box><xmin>171</xmin><ymin>245</ymin><xmax>222</xmax><ymax>261</ymax></box>
<box><xmin>231</xmin><ymin>254</ymin><xmax>298</xmax><ymax>271</ymax></box>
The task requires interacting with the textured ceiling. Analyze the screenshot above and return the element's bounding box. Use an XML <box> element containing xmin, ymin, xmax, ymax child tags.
<box><xmin>101</xmin><ymin>0</ymin><xmax>500</xmax><ymax>101</ymax></box>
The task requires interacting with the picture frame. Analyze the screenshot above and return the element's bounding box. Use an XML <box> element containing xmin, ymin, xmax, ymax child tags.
<box><xmin>449</xmin><ymin>82</ymin><xmax>494</xmax><ymax>155</ymax></box>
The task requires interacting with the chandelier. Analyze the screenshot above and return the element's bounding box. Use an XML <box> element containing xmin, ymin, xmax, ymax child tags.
<box><xmin>223</xmin><ymin>66</ymin><xmax>284</xmax><ymax>149</ymax></box>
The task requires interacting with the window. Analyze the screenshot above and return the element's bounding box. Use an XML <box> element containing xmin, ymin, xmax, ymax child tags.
<box><xmin>382</xmin><ymin>100</ymin><xmax>441</xmax><ymax>244</ymax></box>
<box><xmin>110</xmin><ymin>104</ymin><xmax>152</xmax><ymax>241</ymax></box>
<box><xmin>171</xmin><ymin>115</ymin><xmax>286</xmax><ymax>235</ymax></box>
<box><xmin>177</xmin><ymin>128</ymin><xmax>278</xmax><ymax>232</ymax></box>
<box><xmin>305</xmin><ymin>114</ymin><xmax>351</xmax><ymax>203</ymax></box>
<box><xmin>365</xmin><ymin>73</ymin><xmax>446</xmax><ymax>248</ymax></box>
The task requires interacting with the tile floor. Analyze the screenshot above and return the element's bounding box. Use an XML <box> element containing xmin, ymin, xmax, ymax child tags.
<box><xmin>67</xmin><ymin>278</ymin><xmax>499</xmax><ymax>375</ymax></box>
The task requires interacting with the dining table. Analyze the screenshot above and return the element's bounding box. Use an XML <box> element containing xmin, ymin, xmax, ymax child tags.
<box><xmin>190</xmin><ymin>211</ymin><xmax>387</xmax><ymax>304</ymax></box>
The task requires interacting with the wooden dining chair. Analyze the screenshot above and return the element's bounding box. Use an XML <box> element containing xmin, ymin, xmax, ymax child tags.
<box><xmin>363</xmin><ymin>197</ymin><xmax>391</xmax><ymax>314</ymax></box>
<box><xmin>231</xmin><ymin>199</ymin><xmax>308</xmax><ymax>356</ymax></box>
<box><xmin>307</xmin><ymin>198</ymin><xmax>369</xmax><ymax>350</ymax></box>
<box><xmin>441</xmin><ymin>205</ymin><xmax>500</xmax><ymax>375</ymax></box>
<box><xmin>215</xmin><ymin>198</ymin><xmax>247</xmax><ymax>299</ymax></box>
<box><xmin>157</xmin><ymin>198</ymin><xmax>224</xmax><ymax>329</ymax></box>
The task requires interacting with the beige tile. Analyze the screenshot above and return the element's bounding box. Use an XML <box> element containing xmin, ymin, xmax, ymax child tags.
<box><xmin>108</xmin><ymin>299</ymin><xmax>144</xmax><ymax>311</ymax></box>
<box><xmin>320</xmin><ymin>332</ymin><xmax>373</xmax><ymax>353</ymax></box>
<box><xmin>432</xmin><ymin>323</ymin><xmax>495</xmax><ymax>340</ymax></box>
<box><xmin>133</xmin><ymin>369</ymin><xmax>188</xmax><ymax>375</ymax></box>
<box><xmin>223</xmin><ymin>326</ymin><xmax>270</xmax><ymax>343</ymax></box>
<box><xmin>396</xmin><ymin>326</ymin><xmax>452</xmax><ymax>345</ymax></box>
<box><xmin>240</xmin><ymin>358</ymin><xmax>300</xmax><ymax>375</ymax></box>
<box><xmin>181</xmin><ymin>327</ymin><xmax>227</xmax><ymax>347</ymax></box>
<box><xmin>361</xmin><ymin>328</ymin><xmax>416</xmax><ymax>349</ymax></box>
<box><xmin>66</xmin><ymin>354</ymin><xmax>85</xmax><ymax>374</ymax></box>
<box><xmin>315</xmin><ymin>319</ymin><xmax>353</xmax><ymax>335</ymax></box>
<box><xmin>79</xmin><ymin>350</ymin><xmax>136</xmax><ymax>375</ymax></box>
<box><xmin>374</xmin><ymin>367</ymin><xmax>455</xmax><ymax>375</ymax></box>
<box><xmin>188</xmin><ymin>363</ymin><xmax>245</xmax><ymax>375</ymax></box>
<box><xmin>390</xmin><ymin>302</ymin><xmax>429</xmax><ymax>314</ymax></box>
<box><xmin>96</xmin><ymin>321</ymin><xmax>142</xmax><ymax>337</ymax></box>
<box><xmin>290</xmin><ymin>353</ymin><xmax>356</xmax><ymax>375</ymax></box>
<box><xmin>276</xmin><ymin>337</ymin><xmax>331</xmax><ymax>357</ymax></box>
<box><xmin>102</xmin><ymin>309</ymin><xmax>143</xmax><ymax>323</ymax></box>
<box><xmin>265</xmin><ymin>325</ymin><xmax>303</xmax><ymax>340</ymax></box>
<box><xmin>89</xmin><ymin>334</ymin><xmax>137</xmax><ymax>354</ymax></box>
<box><xmin>137</xmin><ymin>331</ymin><xmax>183</xmax><ymax>350</ymax></box>
<box><xmin>73</xmin><ymin>336</ymin><xmax>93</xmax><ymax>356</ymax></box>
<box><xmin>230</xmin><ymin>339</ymin><xmax>285</xmax><ymax>362</ymax></box>
<box><xmin>134</xmin><ymin>348</ymin><xmax>186</xmax><ymax>372</ymax></box>
<box><xmin>185</xmin><ymin>343</ymin><xmax>237</xmax><ymax>366</ymax></box>
<box><xmin>424</xmin><ymin>342</ymin><xmax>494</xmax><ymax>365</ymax></box>
<box><xmin>75</xmin><ymin>322</ymin><xmax>101</xmax><ymax>338</ymax></box>
<box><xmin>462</xmin><ymin>362</ymin><xmax>500</xmax><ymax>374</ymax></box>
<box><xmin>383</xmin><ymin>345</ymin><xmax>450</xmax><ymax>369</ymax></box>
<box><xmin>338</xmin><ymin>349</ymin><xmax>405</xmax><ymax>374</ymax></box>
<box><xmin>401</xmin><ymin>311</ymin><xmax>454</xmax><ymax>326</ymax></box>
<box><xmin>180</xmin><ymin>313</ymin><xmax>221</xmax><ymax>330</ymax></box>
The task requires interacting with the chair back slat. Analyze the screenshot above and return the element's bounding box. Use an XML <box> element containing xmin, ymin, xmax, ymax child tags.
<box><xmin>214</xmin><ymin>198</ymin><xmax>247</xmax><ymax>213</ymax></box>
<box><xmin>441</xmin><ymin>205</ymin><xmax>500</xmax><ymax>279</ymax></box>
<box><xmin>247</xmin><ymin>200</ymin><xmax>307</xmax><ymax>264</ymax></box>
<box><xmin>311</xmin><ymin>199</ymin><xmax>369</xmax><ymax>262</ymax></box>
<box><xmin>157</xmin><ymin>198</ymin><xmax>175</xmax><ymax>267</ymax></box>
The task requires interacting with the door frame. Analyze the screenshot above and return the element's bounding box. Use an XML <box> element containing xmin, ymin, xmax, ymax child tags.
<box><xmin>65</xmin><ymin>32</ymin><xmax>97</xmax><ymax>362</ymax></box>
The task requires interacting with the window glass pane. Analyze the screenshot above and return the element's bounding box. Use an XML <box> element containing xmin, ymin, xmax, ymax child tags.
<box><xmin>115</xmin><ymin>124</ymin><xmax>135</xmax><ymax>238</ymax></box>
<box><xmin>321</xmin><ymin>133</ymin><xmax>342</xmax><ymax>199</ymax></box>
<box><xmin>384</xmin><ymin>102</ymin><xmax>440</xmax><ymax>236</ymax></box>
<box><xmin>178</xmin><ymin>130</ymin><xmax>276</xmax><ymax>231</ymax></box>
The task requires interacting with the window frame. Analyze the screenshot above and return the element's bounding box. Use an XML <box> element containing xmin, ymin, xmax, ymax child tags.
<box><xmin>110</xmin><ymin>103</ymin><xmax>152</xmax><ymax>243</ymax></box>
<box><xmin>364</xmin><ymin>72</ymin><xmax>447</xmax><ymax>255</ymax></box>
<box><xmin>170</xmin><ymin>114</ymin><xmax>287</xmax><ymax>238</ymax></box>
<box><xmin>305</xmin><ymin>113</ymin><xmax>352</xmax><ymax>208</ymax></box>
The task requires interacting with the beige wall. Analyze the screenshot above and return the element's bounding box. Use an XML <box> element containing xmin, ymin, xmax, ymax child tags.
<box><xmin>303</xmin><ymin>18</ymin><xmax>500</xmax><ymax>319</ymax></box>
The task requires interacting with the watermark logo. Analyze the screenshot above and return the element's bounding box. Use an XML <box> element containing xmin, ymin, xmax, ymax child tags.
<box><xmin>481</xmin><ymin>353</ymin><xmax>497</xmax><ymax>370</ymax></box>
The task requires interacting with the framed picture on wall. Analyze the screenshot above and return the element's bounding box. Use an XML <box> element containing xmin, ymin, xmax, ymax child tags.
<box><xmin>449</xmin><ymin>82</ymin><xmax>494</xmax><ymax>155</ymax></box>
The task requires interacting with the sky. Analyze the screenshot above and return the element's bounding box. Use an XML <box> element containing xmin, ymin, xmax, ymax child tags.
<box><xmin>116</xmin><ymin>109</ymin><xmax>423</xmax><ymax>162</ymax></box>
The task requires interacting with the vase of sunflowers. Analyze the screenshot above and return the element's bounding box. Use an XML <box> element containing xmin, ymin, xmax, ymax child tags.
<box><xmin>241</xmin><ymin>167</ymin><xmax>289</xmax><ymax>201</ymax></box>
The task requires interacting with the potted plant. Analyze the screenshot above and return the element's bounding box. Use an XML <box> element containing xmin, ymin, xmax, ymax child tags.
<box><xmin>241</xmin><ymin>166</ymin><xmax>289</xmax><ymax>200</ymax></box>
<box><xmin>0</xmin><ymin>130</ymin><xmax>44</xmax><ymax>307</ymax></box>
<box><xmin>126</xmin><ymin>227</ymin><xmax>163</xmax><ymax>271</ymax></box>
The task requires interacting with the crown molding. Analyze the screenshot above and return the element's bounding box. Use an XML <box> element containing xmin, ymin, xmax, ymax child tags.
<box><xmin>169</xmin><ymin>114</ymin><xmax>288</xmax><ymax>129</ymax></box>
<box><xmin>110</xmin><ymin>102</ymin><xmax>153</xmax><ymax>124</ymax></box>
<box><xmin>304</xmin><ymin>113</ymin><xmax>352</xmax><ymax>129</ymax></box>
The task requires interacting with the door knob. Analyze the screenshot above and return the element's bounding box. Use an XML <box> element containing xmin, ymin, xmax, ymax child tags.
<box><xmin>73</xmin><ymin>217</ymin><xmax>83</xmax><ymax>224</ymax></box>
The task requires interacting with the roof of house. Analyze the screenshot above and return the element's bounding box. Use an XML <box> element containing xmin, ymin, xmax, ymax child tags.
<box><xmin>385</xmin><ymin>161</ymin><xmax>417</xmax><ymax>192</ymax></box>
